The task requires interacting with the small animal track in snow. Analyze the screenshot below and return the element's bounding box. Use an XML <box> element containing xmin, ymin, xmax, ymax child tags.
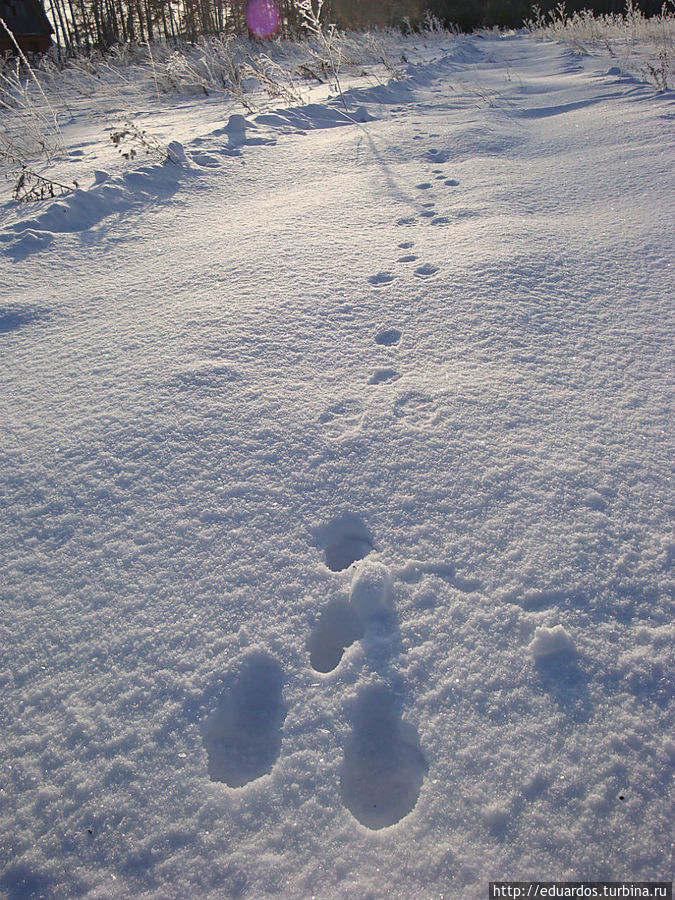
<box><xmin>396</xmin><ymin>216</ymin><xmax>417</xmax><ymax>226</ymax></box>
<box><xmin>201</xmin><ymin>652</ymin><xmax>285</xmax><ymax>787</ymax></box>
<box><xmin>368</xmin><ymin>272</ymin><xmax>396</xmax><ymax>287</ymax></box>
<box><xmin>369</xmin><ymin>368</ymin><xmax>400</xmax><ymax>385</ymax></box>
<box><xmin>311</xmin><ymin>512</ymin><xmax>375</xmax><ymax>572</ymax></box>
<box><xmin>375</xmin><ymin>328</ymin><xmax>402</xmax><ymax>346</ymax></box>
<box><xmin>0</xmin><ymin>307</ymin><xmax>46</xmax><ymax>334</ymax></box>
<box><xmin>416</xmin><ymin>182</ymin><xmax>433</xmax><ymax>190</ymax></box>
<box><xmin>397</xmin><ymin>241</ymin><xmax>414</xmax><ymax>249</ymax></box>
<box><xmin>425</xmin><ymin>148</ymin><xmax>450</xmax><ymax>163</ymax></box>
<box><xmin>306</xmin><ymin>554</ymin><xmax>429</xmax><ymax>828</ymax></box>
<box><xmin>177</xmin><ymin>362</ymin><xmax>241</xmax><ymax>389</ymax></box>
<box><xmin>397</xmin><ymin>254</ymin><xmax>419</xmax><ymax>263</ymax></box>
<box><xmin>340</xmin><ymin>682</ymin><xmax>428</xmax><ymax>829</ymax></box>
<box><xmin>395</xmin><ymin>559</ymin><xmax>481</xmax><ymax>593</ymax></box>
<box><xmin>318</xmin><ymin>399</ymin><xmax>363</xmax><ymax>437</ymax></box>
<box><xmin>445</xmin><ymin>178</ymin><xmax>459</xmax><ymax>186</ymax></box>
<box><xmin>414</xmin><ymin>264</ymin><xmax>439</xmax><ymax>278</ymax></box>
<box><xmin>419</xmin><ymin>210</ymin><xmax>436</xmax><ymax>219</ymax></box>
<box><xmin>393</xmin><ymin>391</ymin><xmax>437</xmax><ymax>426</ymax></box>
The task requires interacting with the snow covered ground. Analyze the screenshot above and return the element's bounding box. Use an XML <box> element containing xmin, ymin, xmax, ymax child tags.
<box><xmin>1</xmin><ymin>30</ymin><xmax>673</xmax><ymax>900</ymax></box>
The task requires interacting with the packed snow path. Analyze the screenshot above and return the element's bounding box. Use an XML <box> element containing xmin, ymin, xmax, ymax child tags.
<box><xmin>1</xmin><ymin>34</ymin><xmax>673</xmax><ymax>900</ymax></box>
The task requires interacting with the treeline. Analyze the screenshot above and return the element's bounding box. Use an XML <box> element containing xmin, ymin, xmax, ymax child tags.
<box><xmin>45</xmin><ymin>0</ymin><xmax>302</xmax><ymax>52</ymax></box>
<box><xmin>45</xmin><ymin>0</ymin><xmax>425</xmax><ymax>53</ymax></box>
<box><xmin>43</xmin><ymin>0</ymin><xmax>666</xmax><ymax>54</ymax></box>
<box><xmin>426</xmin><ymin>0</ymin><xmax>668</xmax><ymax>30</ymax></box>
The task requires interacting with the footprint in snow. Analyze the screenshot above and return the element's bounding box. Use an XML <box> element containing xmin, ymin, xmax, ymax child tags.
<box><xmin>397</xmin><ymin>254</ymin><xmax>418</xmax><ymax>263</ymax></box>
<box><xmin>318</xmin><ymin>398</ymin><xmax>363</xmax><ymax>439</ymax></box>
<box><xmin>414</xmin><ymin>264</ymin><xmax>439</xmax><ymax>278</ymax></box>
<box><xmin>311</xmin><ymin>512</ymin><xmax>375</xmax><ymax>574</ymax></box>
<box><xmin>308</xmin><ymin>597</ymin><xmax>364</xmax><ymax>674</ymax></box>
<box><xmin>416</xmin><ymin>182</ymin><xmax>433</xmax><ymax>190</ymax></box>
<box><xmin>369</xmin><ymin>368</ymin><xmax>400</xmax><ymax>385</ymax></box>
<box><xmin>340</xmin><ymin>682</ymin><xmax>428</xmax><ymax>830</ymax></box>
<box><xmin>393</xmin><ymin>390</ymin><xmax>437</xmax><ymax>427</ymax></box>
<box><xmin>0</xmin><ymin>306</ymin><xmax>48</xmax><ymax>334</ymax></box>
<box><xmin>397</xmin><ymin>241</ymin><xmax>414</xmax><ymax>250</ymax></box>
<box><xmin>368</xmin><ymin>272</ymin><xmax>396</xmax><ymax>287</ymax></box>
<box><xmin>308</xmin><ymin>557</ymin><xmax>393</xmax><ymax>674</ymax></box>
<box><xmin>177</xmin><ymin>361</ymin><xmax>241</xmax><ymax>389</ymax></box>
<box><xmin>307</xmin><ymin>529</ymin><xmax>431</xmax><ymax>829</ymax></box>
<box><xmin>430</xmin><ymin>172</ymin><xmax>459</xmax><ymax>186</ymax></box>
<box><xmin>201</xmin><ymin>652</ymin><xmax>285</xmax><ymax>787</ymax></box>
<box><xmin>419</xmin><ymin>209</ymin><xmax>436</xmax><ymax>219</ymax></box>
<box><xmin>425</xmin><ymin>148</ymin><xmax>450</xmax><ymax>163</ymax></box>
<box><xmin>375</xmin><ymin>328</ymin><xmax>401</xmax><ymax>346</ymax></box>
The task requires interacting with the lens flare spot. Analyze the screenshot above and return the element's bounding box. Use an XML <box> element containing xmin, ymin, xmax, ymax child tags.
<box><xmin>246</xmin><ymin>0</ymin><xmax>281</xmax><ymax>38</ymax></box>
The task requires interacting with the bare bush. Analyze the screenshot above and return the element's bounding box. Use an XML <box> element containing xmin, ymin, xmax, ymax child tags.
<box><xmin>526</xmin><ymin>1</ymin><xmax>675</xmax><ymax>91</ymax></box>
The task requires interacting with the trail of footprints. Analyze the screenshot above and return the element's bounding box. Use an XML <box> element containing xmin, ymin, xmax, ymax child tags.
<box><xmin>394</xmin><ymin>155</ymin><xmax>459</xmax><ymax>229</ymax></box>
<box><xmin>200</xmin><ymin>153</ymin><xmax>463</xmax><ymax>826</ymax></box>
<box><xmin>361</xmin><ymin>154</ymin><xmax>459</xmax><ymax>390</ymax></box>
<box><xmin>371</xmin><ymin>159</ymin><xmax>459</xmax><ymax>291</ymax></box>
<box><xmin>202</xmin><ymin>514</ymin><xmax>428</xmax><ymax>830</ymax></box>
<box><xmin>315</xmin><ymin>321</ymin><xmax>434</xmax><ymax>412</ymax></box>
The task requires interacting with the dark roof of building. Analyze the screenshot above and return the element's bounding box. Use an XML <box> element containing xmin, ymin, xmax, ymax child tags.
<box><xmin>0</xmin><ymin>0</ymin><xmax>53</xmax><ymax>37</ymax></box>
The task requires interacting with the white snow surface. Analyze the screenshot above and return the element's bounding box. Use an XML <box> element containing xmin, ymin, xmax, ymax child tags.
<box><xmin>1</xmin><ymin>32</ymin><xmax>674</xmax><ymax>900</ymax></box>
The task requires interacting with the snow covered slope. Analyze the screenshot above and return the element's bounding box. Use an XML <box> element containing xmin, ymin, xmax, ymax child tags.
<box><xmin>1</xmin><ymin>34</ymin><xmax>673</xmax><ymax>900</ymax></box>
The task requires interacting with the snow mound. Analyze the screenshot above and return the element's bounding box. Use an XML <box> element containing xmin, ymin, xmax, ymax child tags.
<box><xmin>528</xmin><ymin>624</ymin><xmax>577</xmax><ymax>660</ymax></box>
<box><xmin>2</xmin><ymin>162</ymin><xmax>184</xmax><ymax>261</ymax></box>
<box><xmin>349</xmin><ymin>560</ymin><xmax>393</xmax><ymax>621</ymax></box>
